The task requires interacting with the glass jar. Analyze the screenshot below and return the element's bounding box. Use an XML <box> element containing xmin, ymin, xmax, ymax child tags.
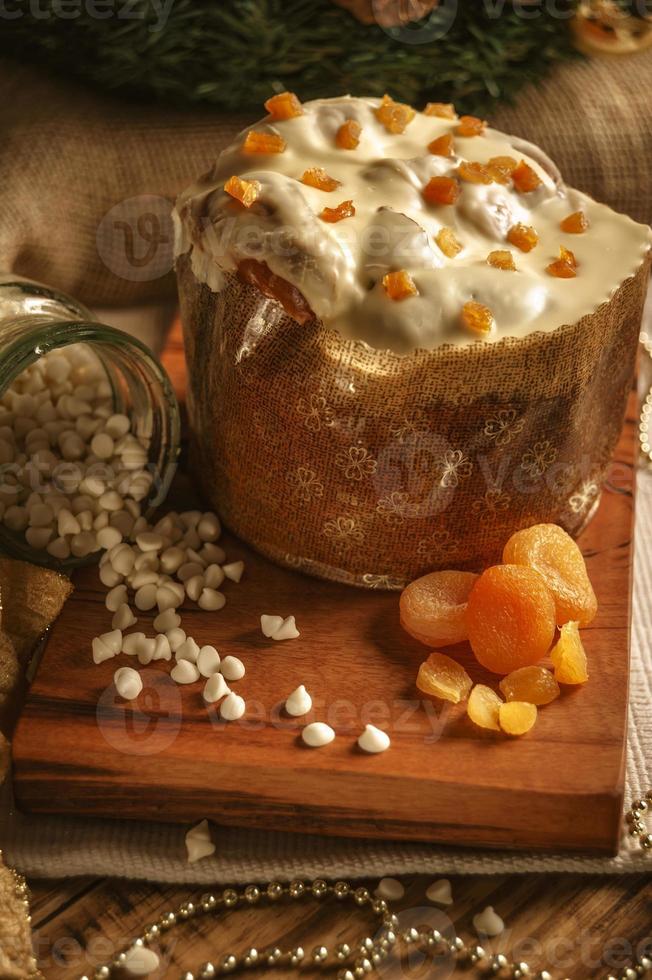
<box><xmin>0</xmin><ymin>275</ymin><xmax>180</xmax><ymax>569</ymax></box>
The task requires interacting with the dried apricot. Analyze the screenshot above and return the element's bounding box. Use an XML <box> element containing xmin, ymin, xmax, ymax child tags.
<box><xmin>559</xmin><ymin>245</ymin><xmax>577</xmax><ymax>269</ymax></box>
<box><xmin>224</xmin><ymin>175</ymin><xmax>261</xmax><ymax>208</ymax></box>
<box><xmin>319</xmin><ymin>200</ymin><xmax>355</xmax><ymax>223</ymax></box>
<box><xmin>416</xmin><ymin>652</ymin><xmax>473</xmax><ymax>704</ymax></box>
<box><xmin>457</xmin><ymin>115</ymin><xmax>486</xmax><ymax>137</ymax></box>
<box><xmin>502</xmin><ymin>523</ymin><xmax>597</xmax><ymax>627</ymax></box>
<box><xmin>301</xmin><ymin>168</ymin><xmax>341</xmax><ymax>192</ymax></box>
<box><xmin>546</xmin><ymin>258</ymin><xmax>576</xmax><ymax>279</ymax></box>
<box><xmin>499</xmin><ymin>666</ymin><xmax>560</xmax><ymax>706</ymax></box>
<box><xmin>499</xmin><ymin>701</ymin><xmax>537</xmax><ymax>736</ymax></box>
<box><xmin>264</xmin><ymin>91</ymin><xmax>303</xmax><ymax>120</ymax></box>
<box><xmin>488</xmin><ymin>155</ymin><xmax>517</xmax><ymax>174</ymax></box>
<box><xmin>560</xmin><ymin>211</ymin><xmax>589</xmax><ymax>234</ymax></box>
<box><xmin>242</xmin><ymin>130</ymin><xmax>287</xmax><ymax>154</ymax></box>
<box><xmin>458</xmin><ymin>161</ymin><xmax>493</xmax><ymax>185</ymax></box>
<box><xmin>550</xmin><ymin>622</ymin><xmax>589</xmax><ymax>685</ymax></box>
<box><xmin>424</xmin><ymin>102</ymin><xmax>456</xmax><ymax>119</ymax></box>
<box><xmin>375</xmin><ymin>93</ymin><xmax>415</xmax><ymax>134</ymax></box>
<box><xmin>461</xmin><ymin>300</ymin><xmax>495</xmax><ymax>337</ymax></box>
<box><xmin>423</xmin><ymin>176</ymin><xmax>461</xmax><ymax>206</ymax></box>
<box><xmin>436</xmin><ymin>227</ymin><xmax>462</xmax><ymax>258</ymax></box>
<box><xmin>507</xmin><ymin>224</ymin><xmax>538</xmax><ymax>253</ymax></box>
<box><xmin>467</xmin><ymin>684</ymin><xmax>502</xmax><ymax>731</ymax></box>
<box><xmin>382</xmin><ymin>269</ymin><xmax>418</xmax><ymax>301</ymax></box>
<box><xmin>466</xmin><ymin>565</ymin><xmax>556</xmax><ymax>674</ymax></box>
<box><xmin>487</xmin><ymin>250</ymin><xmax>516</xmax><ymax>271</ymax></box>
<box><xmin>400</xmin><ymin>570</ymin><xmax>478</xmax><ymax>646</ymax></box>
<box><xmin>336</xmin><ymin>119</ymin><xmax>361</xmax><ymax>149</ymax></box>
<box><xmin>428</xmin><ymin>134</ymin><xmax>454</xmax><ymax>157</ymax></box>
<box><xmin>512</xmin><ymin>160</ymin><xmax>542</xmax><ymax>193</ymax></box>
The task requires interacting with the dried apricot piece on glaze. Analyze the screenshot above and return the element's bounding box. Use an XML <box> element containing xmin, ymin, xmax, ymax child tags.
<box><xmin>502</xmin><ymin>523</ymin><xmax>597</xmax><ymax>627</ymax></box>
<box><xmin>550</xmin><ymin>621</ymin><xmax>589</xmax><ymax>685</ymax></box>
<box><xmin>336</xmin><ymin>119</ymin><xmax>361</xmax><ymax>149</ymax></box>
<box><xmin>507</xmin><ymin>224</ymin><xmax>538</xmax><ymax>253</ymax></box>
<box><xmin>499</xmin><ymin>701</ymin><xmax>537</xmax><ymax>736</ymax></box>
<box><xmin>375</xmin><ymin>93</ymin><xmax>416</xmax><ymax>134</ymax></box>
<box><xmin>486</xmin><ymin>157</ymin><xmax>517</xmax><ymax>184</ymax></box>
<box><xmin>400</xmin><ymin>570</ymin><xmax>478</xmax><ymax>646</ymax></box>
<box><xmin>461</xmin><ymin>300</ymin><xmax>495</xmax><ymax>337</ymax></box>
<box><xmin>559</xmin><ymin>245</ymin><xmax>577</xmax><ymax>269</ymax></box>
<box><xmin>458</xmin><ymin>161</ymin><xmax>493</xmax><ymax>185</ymax></box>
<box><xmin>560</xmin><ymin>211</ymin><xmax>589</xmax><ymax>234</ymax></box>
<box><xmin>511</xmin><ymin>159</ymin><xmax>542</xmax><ymax>193</ymax></box>
<box><xmin>382</xmin><ymin>270</ymin><xmax>418</xmax><ymax>301</ymax></box>
<box><xmin>457</xmin><ymin>115</ymin><xmax>486</xmax><ymax>137</ymax></box>
<box><xmin>264</xmin><ymin>91</ymin><xmax>303</xmax><ymax>120</ymax></box>
<box><xmin>436</xmin><ymin>227</ymin><xmax>462</xmax><ymax>258</ymax></box>
<box><xmin>428</xmin><ymin>134</ymin><xmax>454</xmax><ymax>157</ymax></box>
<box><xmin>467</xmin><ymin>684</ymin><xmax>502</xmax><ymax>731</ymax></box>
<box><xmin>242</xmin><ymin>130</ymin><xmax>287</xmax><ymax>154</ymax></box>
<box><xmin>224</xmin><ymin>176</ymin><xmax>261</xmax><ymax>208</ymax></box>
<box><xmin>423</xmin><ymin>176</ymin><xmax>461</xmax><ymax>206</ymax></box>
<box><xmin>499</xmin><ymin>665</ymin><xmax>560</xmax><ymax>705</ymax></box>
<box><xmin>466</xmin><ymin>565</ymin><xmax>556</xmax><ymax>674</ymax></box>
<box><xmin>424</xmin><ymin>102</ymin><xmax>456</xmax><ymax>118</ymax></box>
<box><xmin>319</xmin><ymin>200</ymin><xmax>355</xmax><ymax>223</ymax></box>
<box><xmin>416</xmin><ymin>652</ymin><xmax>473</xmax><ymax>704</ymax></box>
<box><xmin>301</xmin><ymin>168</ymin><xmax>341</xmax><ymax>192</ymax></box>
<box><xmin>546</xmin><ymin>258</ymin><xmax>577</xmax><ymax>279</ymax></box>
<box><xmin>487</xmin><ymin>250</ymin><xmax>516</xmax><ymax>271</ymax></box>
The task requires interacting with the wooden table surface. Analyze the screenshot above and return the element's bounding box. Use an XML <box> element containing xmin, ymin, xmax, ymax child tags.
<box><xmin>27</xmin><ymin>871</ymin><xmax>652</xmax><ymax>979</ymax></box>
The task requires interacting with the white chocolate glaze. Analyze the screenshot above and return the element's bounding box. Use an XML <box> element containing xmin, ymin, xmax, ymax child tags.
<box><xmin>176</xmin><ymin>95</ymin><xmax>651</xmax><ymax>353</ymax></box>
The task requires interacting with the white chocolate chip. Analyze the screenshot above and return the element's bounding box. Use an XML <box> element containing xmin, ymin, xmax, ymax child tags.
<box><xmin>473</xmin><ymin>906</ymin><xmax>504</xmax><ymax>938</ymax></box>
<box><xmin>357</xmin><ymin>724</ymin><xmax>390</xmax><ymax>754</ymax></box>
<box><xmin>272</xmin><ymin>615</ymin><xmax>300</xmax><ymax>641</ymax></box>
<box><xmin>153</xmin><ymin>609</ymin><xmax>180</xmax><ymax>633</ymax></box>
<box><xmin>99</xmin><ymin>629</ymin><xmax>122</xmax><ymax>655</ymax></box>
<box><xmin>203</xmin><ymin>563</ymin><xmax>225</xmax><ymax>590</ymax></box>
<box><xmin>301</xmin><ymin>722</ymin><xmax>335</xmax><ymax>748</ymax></box>
<box><xmin>185</xmin><ymin>819</ymin><xmax>215</xmax><ymax>864</ymax></box>
<box><xmin>92</xmin><ymin>636</ymin><xmax>115</xmax><ymax>664</ymax></box>
<box><xmin>136</xmin><ymin>531</ymin><xmax>164</xmax><ymax>552</ymax></box>
<box><xmin>99</xmin><ymin>562</ymin><xmax>123</xmax><ymax>588</ymax></box>
<box><xmin>96</xmin><ymin>525</ymin><xmax>122</xmax><ymax>551</ymax></box>
<box><xmin>198</xmin><ymin>588</ymin><xmax>226</xmax><ymax>611</ymax></box>
<box><xmin>375</xmin><ymin>878</ymin><xmax>405</xmax><ymax>902</ymax></box>
<box><xmin>134</xmin><ymin>583</ymin><xmax>157</xmax><ymax>611</ymax></box>
<box><xmin>203</xmin><ymin>673</ymin><xmax>230</xmax><ymax>703</ymax></box>
<box><xmin>166</xmin><ymin>627</ymin><xmax>186</xmax><ymax>653</ymax></box>
<box><xmin>197</xmin><ymin>645</ymin><xmax>221</xmax><ymax>677</ymax></box>
<box><xmin>285</xmin><ymin>685</ymin><xmax>312</xmax><ymax>717</ymax></box>
<box><xmin>197</xmin><ymin>512</ymin><xmax>221</xmax><ymax>542</ymax></box>
<box><xmin>136</xmin><ymin>638</ymin><xmax>156</xmax><ymax>666</ymax></box>
<box><xmin>105</xmin><ymin>584</ymin><xmax>128</xmax><ymax>613</ymax></box>
<box><xmin>176</xmin><ymin>637</ymin><xmax>200</xmax><ymax>664</ymax></box>
<box><xmin>222</xmin><ymin>560</ymin><xmax>244</xmax><ymax>583</ymax></box>
<box><xmin>156</xmin><ymin>583</ymin><xmax>181</xmax><ymax>612</ymax></box>
<box><xmin>185</xmin><ymin>574</ymin><xmax>204</xmax><ymax>602</ymax></box>
<box><xmin>114</xmin><ymin>666</ymin><xmax>143</xmax><ymax>700</ymax></box>
<box><xmin>426</xmin><ymin>879</ymin><xmax>453</xmax><ymax>907</ymax></box>
<box><xmin>219</xmin><ymin>691</ymin><xmax>245</xmax><ymax>721</ymax></box>
<box><xmin>122</xmin><ymin>632</ymin><xmax>146</xmax><ymax>656</ymax></box>
<box><xmin>171</xmin><ymin>659</ymin><xmax>200</xmax><ymax>684</ymax></box>
<box><xmin>260</xmin><ymin>614</ymin><xmax>284</xmax><ymax>638</ymax></box>
<box><xmin>152</xmin><ymin>634</ymin><xmax>172</xmax><ymax>661</ymax></box>
<box><xmin>112</xmin><ymin>603</ymin><xmax>137</xmax><ymax>631</ymax></box>
<box><xmin>220</xmin><ymin>655</ymin><xmax>245</xmax><ymax>682</ymax></box>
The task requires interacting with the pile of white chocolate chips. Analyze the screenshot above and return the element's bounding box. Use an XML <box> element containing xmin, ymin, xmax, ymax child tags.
<box><xmin>0</xmin><ymin>344</ymin><xmax>390</xmax><ymax>753</ymax></box>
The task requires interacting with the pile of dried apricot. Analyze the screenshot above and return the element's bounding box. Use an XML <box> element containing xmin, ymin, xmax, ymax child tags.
<box><xmin>401</xmin><ymin>522</ymin><xmax>596</xmax><ymax>738</ymax></box>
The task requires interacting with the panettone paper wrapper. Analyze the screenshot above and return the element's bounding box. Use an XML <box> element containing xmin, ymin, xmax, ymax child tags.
<box><xmin>178</xmin><ymin>251</ymin><xmax>651</xmax><ymax>589</ymax></box>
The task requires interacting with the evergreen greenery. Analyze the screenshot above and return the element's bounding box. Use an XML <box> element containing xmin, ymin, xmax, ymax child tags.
<box><xmin>0</xmin><ymin>0</ymin><xmax>579</xmax><ymax>114</ymax></box>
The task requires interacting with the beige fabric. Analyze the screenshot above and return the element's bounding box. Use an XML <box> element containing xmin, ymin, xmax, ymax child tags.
<box><xmin>1</xmin><ymin>51</ymin><xmax>652</xmax><ymax>317</ymax></box>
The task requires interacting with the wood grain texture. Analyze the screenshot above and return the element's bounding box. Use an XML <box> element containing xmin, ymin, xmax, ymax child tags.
<box><xmin>27</xmin><ymin>872</ymin><xmax>652</xmax><ymax>979</ymax></box>
<box><xmin>10</xmin><ymin>324</ymin><xmax>637</xmax><ymax>855</ymax></box>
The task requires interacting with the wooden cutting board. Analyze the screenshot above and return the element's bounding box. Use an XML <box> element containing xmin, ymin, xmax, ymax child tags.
<box><xmin>11</xmin><ymin>326</ymin><xmax>637</xmax><ymax>855</ymax></box>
